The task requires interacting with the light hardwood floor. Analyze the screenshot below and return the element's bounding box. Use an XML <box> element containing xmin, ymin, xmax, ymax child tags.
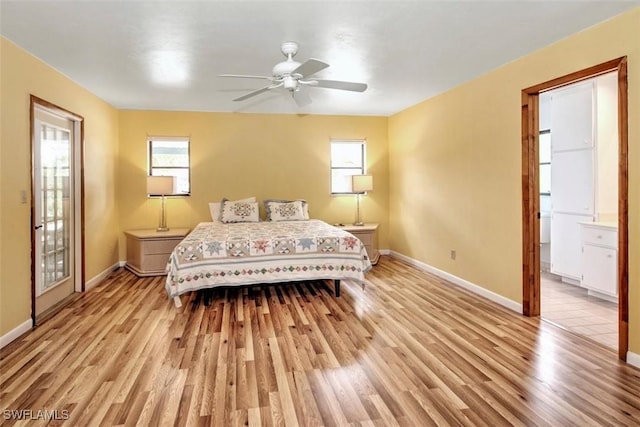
<box><xmin>1</xmin><ymin>256</ymin><xmax>639</xmax><ymax>426</ymax></box>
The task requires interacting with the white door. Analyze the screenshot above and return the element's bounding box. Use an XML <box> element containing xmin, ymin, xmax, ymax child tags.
<box><xmin>33</xmin><ymin>107</ymin><xmax>79</xmax><ymax>318</ymax></box>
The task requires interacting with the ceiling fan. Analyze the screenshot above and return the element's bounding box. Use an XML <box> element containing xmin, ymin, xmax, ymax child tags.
<box><xmin>219</xmin><ymin>41</ymin><xmax>368</xmax><ymax>106</ymax></box>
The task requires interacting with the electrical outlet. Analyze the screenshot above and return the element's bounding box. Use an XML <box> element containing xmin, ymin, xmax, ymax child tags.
<box><xmin>450</xmin><ymin>250</ymin><xmax>456</xmax><ymax>260</ymax></box>
<box><xmin>20</xmin><ymin>190</ymin><xmax>27</xmax><ymax>204</ymax></box>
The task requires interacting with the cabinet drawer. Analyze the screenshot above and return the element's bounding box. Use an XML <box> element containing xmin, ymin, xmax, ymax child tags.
<box><xmin>582</xmin><ymin>227</ymin><xmax>617</xmax><ymax>247</ymax></box>
<box><xmin>142</xmin><ymin>238</ymin><xmax>182</xmax><ymax>255</ymax></box>
<box><xmin>141</xmin><ymin>254</ymin><xmax>172</xmax><ymax>272</ymax></box>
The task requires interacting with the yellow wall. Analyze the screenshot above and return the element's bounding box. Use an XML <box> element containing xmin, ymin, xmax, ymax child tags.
<box><xmin>0</xmin><ymin>38</ymin><xmax>120</xmax><ymax>336</ymax></box>
<box><xmin>117</xmin><ymin>111</ymin><xmax>389</xmax><ymax>257</ymax></box>
<box><xmin>388</xmin><ymin>9</ymin><xmax>640</xmax><ymax>354</ymax></box>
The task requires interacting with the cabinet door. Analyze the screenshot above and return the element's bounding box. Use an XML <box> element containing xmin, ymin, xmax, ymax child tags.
<box><xmin>551</xmin><ymin>149</ymin><xmax>594</xmax><ymax>214</ymax></box>
<box><xmin>582</xmin><ymin>245</ymin><xmax>617</xmax><ymax>296</ymax></box>
<box><xmin>551</xmin><ymin>81</ymin><xmax>594</xmax><ymax>151</ymax></box>
<box><xmin>550</xmin><ymin>213</ymin><xmax>593</xmax><ymax>279</ymax></box>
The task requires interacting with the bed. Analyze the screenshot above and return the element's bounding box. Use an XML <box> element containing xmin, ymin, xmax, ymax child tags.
<box><xmin>165</xmin><ymin>219</ymin><xmax>372</xmax><ymax>306</ymax></box>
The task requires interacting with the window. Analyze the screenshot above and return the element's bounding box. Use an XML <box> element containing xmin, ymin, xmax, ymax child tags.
<box><xmin>330</xmin><ymin>140</ymin><xmax>366</xmax><ymax>194</ymax></box>
<box><xmin>148</xmin><ymin>137</ymin><xmax>190</xmax><ymax>195</ymax></box>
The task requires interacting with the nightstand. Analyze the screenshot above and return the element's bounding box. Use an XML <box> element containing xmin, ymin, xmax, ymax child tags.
<box><xmin>336</xmin><ymin>223</ymin><xmax>379</xmax><ymax>265</ymax></box>
<box><xmin>124</xmin><ymin>228</ymin><xmax>190</xmax><ymax>276</ymax></box>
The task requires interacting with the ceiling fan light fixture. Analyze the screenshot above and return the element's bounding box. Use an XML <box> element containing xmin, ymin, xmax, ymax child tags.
<box><xmin>283</xmin><ymin>75</ymin><xmax>297</xmax><ymax>90</ymax></box>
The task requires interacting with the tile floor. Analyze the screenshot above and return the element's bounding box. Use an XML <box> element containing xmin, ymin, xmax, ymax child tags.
<box><xmin>540</xmin><ymin>272</ymin><xmax>618</xmax><ymax>350</ymax></box>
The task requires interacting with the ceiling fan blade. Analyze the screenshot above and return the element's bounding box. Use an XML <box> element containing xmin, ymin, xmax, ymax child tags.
<box><xmin>292</xmin><ymin>58</ymin><xmax>329</xmax><ymax>77</ymax></box>
<box><xmin>293</xmin><ymin>89</ymin><xmax>312</xmax><ymax>107</ymax></box>
<box><xmin>233</xmin><ymin>84</ymin><xmax>281</xmax><ymax>101</ymax></box>
<box><xmin>219</xmin><ymin>74</ymin><xmax>273</xmax><ymax>80</ymax></box>
<box><xmin>311</xmin><ymin>79</ymin><xmax>368</xmax><ymax>92</ymax></box>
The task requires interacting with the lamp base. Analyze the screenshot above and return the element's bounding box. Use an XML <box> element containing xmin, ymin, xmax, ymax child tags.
<box><xmin>156</xmin><ymin>195</ymin><xmax>170</xmax><ymax>232</ymax></box>
<box><xmin>352</xmin><ymin>221</ymin><xmax>365</xmax><ymax>226</ymax></box>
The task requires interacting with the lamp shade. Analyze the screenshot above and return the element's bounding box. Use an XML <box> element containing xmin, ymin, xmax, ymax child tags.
<box><xmin>352</xmin><ymin>174</ymin><xmax>373</xmax><ymax>193</ymax></box>
<box><xmin>147</xmin><ymin>176</ymin><xmax>176</xmax><ymax>196</ymax></box>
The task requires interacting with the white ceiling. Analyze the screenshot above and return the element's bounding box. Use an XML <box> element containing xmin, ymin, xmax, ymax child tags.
<box><xmin>1</xmin><ymin>1</ymin><xmax>637</xmax><ymax>116</ymax></box>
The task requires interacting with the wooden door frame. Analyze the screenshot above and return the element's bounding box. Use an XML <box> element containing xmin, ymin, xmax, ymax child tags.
<box><xmin>521</xmin><ymin>58</ymin><xmax>628</xmax><ymax>360</ymax></box>
<box><xmin>30</xmin><ymin>95</ymin><xmax>86</xmax><ymax>326</ymax></box>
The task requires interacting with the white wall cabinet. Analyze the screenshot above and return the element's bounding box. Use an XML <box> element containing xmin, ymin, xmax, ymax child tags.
<box><xmin>581</xmin><ymin>223</ymin><xmax>617</xmax><ymax>301</ymax></box>
<box><xmin>550</xmin><ymin>81</ymin><xmax>594</xmax><ymax>151</ymax></box>
<box><xmin>550</xmin><ymin>149</ymin><xmax>594</xmax><ymax>215</ymax></box>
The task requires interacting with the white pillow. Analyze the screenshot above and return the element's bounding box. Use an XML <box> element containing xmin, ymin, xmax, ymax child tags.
<box><xmin>264</xmin><ymin>199</ymin><xmax>309</xmax><ymax>221</ymax></box>
<box><xmin>209</xmin><ymin>197</ymin><xmax>255</xmax><ymax>221</ymax></box>
<box><xmin>219</xmin><ymin>199</ymin><xmax>260</xmax><ymax>223</ymax></box>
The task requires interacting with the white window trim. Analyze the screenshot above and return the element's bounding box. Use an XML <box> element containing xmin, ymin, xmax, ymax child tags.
<box><xmin>330</xmin><ymin>139</ymin><xmax>367</xmax><ymax>195</ymax></box>
<box><xmin>147</xmin><ymin>136</ymin><xmax>191</xmax><ymax>196</ymax></box>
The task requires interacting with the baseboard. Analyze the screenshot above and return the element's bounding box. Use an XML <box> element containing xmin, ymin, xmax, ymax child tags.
<box><xmin>627</xmin><ymin>351</ymin><xmax>640</xmax><ymax>369</ymax></box>
<box><xmin>379</xmin><ymin>249</ymin><xmax>391</xmax><ymax>256</ymax></box>
<box><xmin>389</xmin><ymin>251</ymin><xmax>522</xmax><ymax>313</ymax></box>
<box><xmin>1</xmin><ymin>262</ymin><xmax>122</xmax><ymax>349</ymax></box>
<box><xmin>85</xmin><ymin>261</ymin><xmax>122</xmax><ymax>290</ymax></box>
<box><xmin>587</xmin><ymin>289</ymin><xmax>618</xmax><ymax>304</ymax></box>
<box><xmin>561</xmin><ymin>276</ymin><xmax>581</xmax><ymax>286</ymax></box>
<box><xmin>0</xmin><ymin>319</ymin><xmax>32</xmax><ymax>350</ymax></box>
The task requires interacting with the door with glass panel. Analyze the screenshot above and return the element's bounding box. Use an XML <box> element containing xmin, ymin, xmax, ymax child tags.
<box><xmin>33</xmin><ymin>107</ymin><xmax>76</xmax><ymax>319</ymax></box>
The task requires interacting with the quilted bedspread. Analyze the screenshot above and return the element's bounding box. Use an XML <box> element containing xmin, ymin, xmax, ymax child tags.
<box><xmin>165</xmin><ymin>219</ymin><xmax>372</xmax><ymax>298</ymax></box>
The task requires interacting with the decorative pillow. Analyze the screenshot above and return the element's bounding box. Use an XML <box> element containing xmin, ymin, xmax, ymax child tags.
<box><xmin>209</xmin><ymin>197</ymin><xmax>255</xmax><ymax>221</ymax></box>
<box><xmin>219</xmin><ymin>198</ymin><xmax>260</xmax><ymax>223</ymax></box>
<box><xmin>264</xmin><ymin>199</ymin><xmax>309</xmax><ymax>221</ymax></box>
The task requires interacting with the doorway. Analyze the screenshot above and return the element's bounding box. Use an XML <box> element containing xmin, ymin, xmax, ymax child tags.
<box><xmin>30</xmin><ymin>96</ymin><xmax>84</xmax><ymax>324</ymax></box>
<box><xmin>521</xmin><ymin>58</ymin><xmax>629</xmax><ymax>360</ymax></box>
<box><xmin>539</xmin><ymin>74</ymin><xmax>619</xmax><ymax>350</ymax></box>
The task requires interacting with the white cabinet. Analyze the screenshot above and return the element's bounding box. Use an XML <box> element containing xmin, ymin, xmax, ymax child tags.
<box><xmin>550</xmin><ymin>81</ymin><xmax>594</xmax><ymax>151</ymax></box>
<box><xmin>546</xmin><ymin>76</ymin><xmax>618</xmax><ymax>285</ymax></box>
<box><xmin>580</xmin><ymin>223</ymin><xmax>617</xmax><ymax>301</ymax></box>
<box><xmin>550</xmin><ymin>149</ymin><xmax>594</xmax><ymax>215</ymax></box>
<box><xmin>550</xmin><ymin>213</ymin><xmax>593</xmax><ymax>280</ymax></box>
<box><xmin>549</xmin><ymin>81</ymin><xmax>596</xmax><ymax>281</ymax></box>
